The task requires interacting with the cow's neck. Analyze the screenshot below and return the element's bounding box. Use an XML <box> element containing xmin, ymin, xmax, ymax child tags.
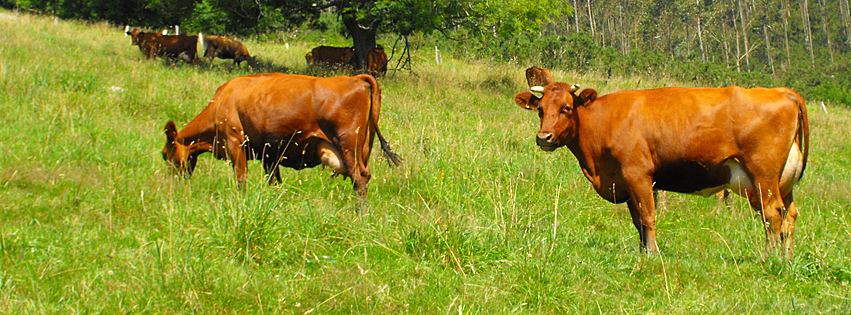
<box><xmin>176</xmin><ymin>110</ymin><xmax>216</xmax><ymax>155</ymax></box>
<box><xmin>566</xmin><ymin>110</ymin><xmax>601</xmax><ymax>189</ymax></box>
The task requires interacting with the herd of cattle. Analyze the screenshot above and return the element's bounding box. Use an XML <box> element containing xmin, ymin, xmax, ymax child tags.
<box><xmin>149</xmin><ymin>26</ymin><xmax>809</xmax><ymax>259</ymax></box>
<box><xmin>124</xmin><ymin>26</ymin><xmax>388</xmax><ymax>76</ymax></box>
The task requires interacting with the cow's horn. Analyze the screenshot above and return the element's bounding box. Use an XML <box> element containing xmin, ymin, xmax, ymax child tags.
<box><xmin>124</xmin><ymin>25</ymin><xmax>129</xmax><ymax>37</ymax></box>
<box><xmin>530</xmin><ymin>86</ymin><xmax>545</xmax><ymax>93</ymax></box>
<box><xmin>570</xmin><ymin>83</ymin><xmax>580</xmax><ymax>92</ymax></box>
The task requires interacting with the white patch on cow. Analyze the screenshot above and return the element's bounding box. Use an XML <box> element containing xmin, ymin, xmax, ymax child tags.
<box><xmin>779</xmin><ymin>143</ymin><xmax>803</xmax><ymax>195</ymax></box>
<box><xmin>690</xmin><ymin>159</ymin><xmax>754</xmax><ymax>197</ymax></box>
<box><xmin>725</xmin><ymin>159</ymin><xmax>754</xmax><ymax>196</ymax></box>
<box><xmin>317</xmin><ymin>141</ymin><xmax>345</xmax><ymax>175</ymax></box>
<box><xmin>178</xmin><ymin>52</ymin><xmax>192</xmax><ymax>63</ymax></box>
<box><xmin>162</xmin><ymin>29</ymin><xmax>168</xmax><ymax>35</ymax></box>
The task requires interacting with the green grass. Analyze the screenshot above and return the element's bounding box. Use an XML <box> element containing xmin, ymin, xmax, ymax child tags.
<box><xmin>1</xmin><ymin>11</ymin><xmax>849</xmax><ymax>313</ymax></box>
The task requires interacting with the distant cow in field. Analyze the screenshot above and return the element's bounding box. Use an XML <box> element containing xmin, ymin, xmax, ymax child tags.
<box><xmin>306</xmin><ymin>46</ymin><xmax>355</xmax><ymax>68</ymax></box>
<box><xmin>126</xmin><ymin>27</ymin><xmax>161</xmax><ymax>59</ymax></box>
<box><xmin>525</xmin><ymin>66</ymin><xmax>553</xmax><ymax>87</ymax></box>
<box><xmin>161</xmin><ymin>73</ymin><xmax>401</xmax><ymax>197</ymax></box>
<box><xmin>366</xmin><ymin>47</ymin><xmax>388</xmax><ymax>77</ymax></box>
<box><xmin>156</xmin><ymin>34</ymin><xmax>201</xmax><ymax>63</ymax></box>
<box><xmin>202</xmin><ymin>34</ymin><xmax>253</xmax><ymax>67</ymax></box>
<box><xmin>514</xmin><ymin>83</ymin><xmax>809</xmax><ymax>258</ymax></box>
<box><xmin>125</xmin><ymin>27</ymin><xmax>199</xmax><ymax>62</ymax></box>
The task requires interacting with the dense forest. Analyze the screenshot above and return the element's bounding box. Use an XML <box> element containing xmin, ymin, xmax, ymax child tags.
<box><xmin>3</xmin><ymin>0</ymin><xmax>849</xmax><ymax>104</ymax></box>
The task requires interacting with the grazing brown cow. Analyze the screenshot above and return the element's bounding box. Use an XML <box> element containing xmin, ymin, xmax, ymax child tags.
<box><xmin>515</xmin><ymin>83</ymin><xmax>809</xmax><ymax>258</ymax></box>
<box><xmin>161</xmin><ymin>73</ymin><xmax>401</xmax><ymax>197</ymax></box>
<box><xmin>525</xmin><ymin>66</ymin><xmax>554</xmax><ymax>87</ymax></box>
<box><xmin>366</xmin><ymin>47</ymin><xmax>388</xmax><ymax>77</ymax></box>
<box><xmin>306</xmin><ymin>46</ymin><xmax>355</xmax><ymax>68</ymax></box>
<box><xmin>202</xmin><ymin>34</ymin><xmax>253</xmax><ymax>67</ymax></box>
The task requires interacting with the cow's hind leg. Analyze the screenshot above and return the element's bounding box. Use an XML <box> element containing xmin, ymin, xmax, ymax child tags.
<box><xmin>746</xmin><ymin>182</ymin><xmax>785</xmax><ymax>257</ymax></box>
<box><xmin>781</xmin><ymin>191</ymin><xmax>799</xmax><ymax>259</ymax></box>
<box><xmin>338</xmin><ymin>143</ymin><xmax>370</xmax><ymax>198</ymax></box>
<box><xmin>262</xmin><ymin>158</ymin><xmax>282</xmax><ymax>185</ymax></box>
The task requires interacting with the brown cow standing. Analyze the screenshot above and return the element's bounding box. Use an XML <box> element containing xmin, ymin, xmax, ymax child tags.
<box><xmin>126</xmin><ymin>28</ymin><xmax>199</xmax><ymax>62</ymax></box>
<box><xmin>366</xmin><ymin>47</ymin><xmax>388</xmax><ymax>77</ymax></box>
<box><xmin>202</xmin><ymin>35</ymin><xmax>253</xmax><ymax>67</ymax></box>
<box><xmin>515</xmin><ymin>83</ymin><xmax>809</xmax><ymax>258</ymax></box>
<box><xmin>306</xmin><ymin>46</ymin><xmax>355</xmax><ymax>68</ymax></box>
<box><xmin>161</xmin><ymin>73</ymin><xmax>401</xmax><ymax>197</ymax></box>
<box><xmin>126</xmin><ymin>28</ymin><xmax>161</xmax><ymax>59</ymax></box>
<box><xmin>157</xmin><ymin>34</ymin><xmax>200</xmax><ymax>63</ymax></box>
<box><xmin>525</xmin><ymin>66</ymin><xmax>554</xmax><ymax>87</ymax></box>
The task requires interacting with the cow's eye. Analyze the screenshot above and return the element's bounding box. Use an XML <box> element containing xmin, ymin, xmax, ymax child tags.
<box><xmin>560</xmin><ymin>105</ymin><xmax>572</xmax><ymax>114</ymax></box>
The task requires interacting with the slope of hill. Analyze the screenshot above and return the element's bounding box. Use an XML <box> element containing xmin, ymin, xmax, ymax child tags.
<box><xmin>0</xmin><ymin>11</ymin><xmax>848</xmax><ymax>313</ymax></box>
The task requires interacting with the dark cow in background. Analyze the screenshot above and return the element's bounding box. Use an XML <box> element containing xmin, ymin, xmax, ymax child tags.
<box><xmin>525</xmin><ymin>66</ymin><xmax>554</xmax><ymax>87</ymax></box>
<box><xmin>366</xmin><ymin>47</ymin><xmax>388</xmax><ymax>77</ymax></box>
<box><xmin>161</xmin><ymin>73</ymin><xmax>401</xmax><ymax>197</ymax></box>
<box><xmin>515</xmin><ymin>83</ymin><xmax>808</xmax><ymax>258</ymax></box>
<box><xmin>202</xmin><ymin>34</ymin><xmax>253</xmax><ymax>67</ymax></box>
<box><xmin>125</xmin><ymin>27</ymin><xmax>200</xmax><ymax>63</ymax></box>
<box><xmin>306</xmin><ymin>46</ymin><xmax>355</xmax><ymax>68</ymax></box>
<box><xmin>157</xmin><ymin>34</ymin><xmax>201</xmax><ymax>63</ymax></box>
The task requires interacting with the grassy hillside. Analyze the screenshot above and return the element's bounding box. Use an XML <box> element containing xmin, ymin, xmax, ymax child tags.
<box><xmin>0</xmin><ymin>11</ymin><xmax>849</xmax><ymax>313</ymax></box>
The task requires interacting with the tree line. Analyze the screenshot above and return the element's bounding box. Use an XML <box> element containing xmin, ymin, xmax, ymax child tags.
<box><xmin>2</xmin><ymin>0</ymin><xmax>848</xmax><ymax>104</ymax></box>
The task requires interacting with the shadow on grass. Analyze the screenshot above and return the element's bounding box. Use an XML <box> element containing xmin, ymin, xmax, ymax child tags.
<box><xmin>154</xmin><ymin>56</ymin><xmax>385</xmax><ymax>79</ymax></box>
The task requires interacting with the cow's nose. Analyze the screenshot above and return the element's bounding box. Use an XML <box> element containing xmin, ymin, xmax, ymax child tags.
<box><xmin>537</xmin><ymin>132</ymin><xmax>553</xmax><ymax>143</ymax></box>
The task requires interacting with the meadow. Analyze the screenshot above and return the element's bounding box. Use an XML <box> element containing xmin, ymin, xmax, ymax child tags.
<box><xmin>0</xmin><ymin>11</ymin><xmax>849</xmax><ymax>313</ymax></box>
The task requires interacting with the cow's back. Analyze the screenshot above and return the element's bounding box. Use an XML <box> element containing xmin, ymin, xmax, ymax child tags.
<box><xmin>584</xmin><ymin>86</ymin><xmax>801</xmax><ymax>163</ymax></box>
<box><xmin>211</xmin><ymin>74</ymin><xmax>369</xmax><ymax>138</ymax></box>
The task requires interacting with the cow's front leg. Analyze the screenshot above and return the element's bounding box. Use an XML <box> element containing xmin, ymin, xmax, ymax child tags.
<box><xmin>625</xmin><ymin>175</ymin><xmax>659</xmax><ymax>254</ymax></box>
<box><xmin>226</xmin><ymin>133</ymin><xmax>247</xmax><ymax>185</ymax></box>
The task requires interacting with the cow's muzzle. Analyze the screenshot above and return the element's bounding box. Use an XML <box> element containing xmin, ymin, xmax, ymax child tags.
<box><xmin>536</xmin><ymin>132</ymin><xmax>558</xmax><ymax>151</ymax></box>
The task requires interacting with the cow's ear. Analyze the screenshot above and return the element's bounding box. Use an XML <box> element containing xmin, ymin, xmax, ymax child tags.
<box><xmin>164</xmin><ymin>121</ymin><xmax>177</xmax><ymax>143</ymax></box>
<box><xmin>575</xmin><ymin>89</ymin><xmax>598</xmax><ymax>106</ymax></box>
<box><xmin>515</xmin><ymin>92</ymin><xmax>541</xmax><ymax>110</ymax></box>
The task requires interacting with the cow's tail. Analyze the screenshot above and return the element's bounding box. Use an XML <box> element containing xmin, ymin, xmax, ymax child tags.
<box><xmin>197</xmin><ymin>32</ymin><xmax>205</xmax><ymax>60</ymax></box>
<box><xmin>791</xmin><ymin>90</ymin><xmax>810</xmax><ymax>180</ymax></box>
<box><xmin>360</xmin><ymin>74</ymin><xmax>401</xmax><ymax>166</ymax></box>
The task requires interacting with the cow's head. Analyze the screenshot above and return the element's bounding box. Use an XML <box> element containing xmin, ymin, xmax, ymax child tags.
<box><xmin>126</xmin><ymin>27</ymin><xmax>142</xmax><ymax>45</ymax></box>
<box><xmin>161</xmin><ymin>121</ymin><xmax>197</xmax><ymax>176</ymax></box>
<box><xmin>514</xmin><ymin>83</ymin><xmax>597</xmax><ymax>151</ymax></box>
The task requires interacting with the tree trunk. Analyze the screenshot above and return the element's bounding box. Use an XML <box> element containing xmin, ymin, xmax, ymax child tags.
<box><xmin>801</xmin><ymin>0</ymin><xmax>815</xmax><ymax>66</ymax></box>
<box><xmin>343</xmin><ymin>15</ymin><xmax>378</xmax><ymax>70</ymax></box>
<box><xmin>843</xmin><ymin>0</ymin><xmax>850</xmax><ymax>45</ymax></box>
<box><xmin>763</xmin><ymin>24</ymin><xmax>775</xmax><ymax>74</ymax></box>
<box><xmin>722</xmin><ymin>22</ymin><xmax>731</xmax><ymax>67</ymax></box>
<box><xmin>573</xmin><ymin>0</ymin><xmax>580</xmax><ymax>33</ymax></box>
<box><xmin>587</xmin><ymin>0</ymin><xmax>596</xmax><ymax>42</ymax></box>
<box><xmin>737</xmin><ymin>0</ymin><xmax>751</xmax><ymax>70</ymax></box>
<box><xmin>732</xmin><ymin>1</ymin><xmax>742</xmax><ymax>72</ymax></box>
<box><xmin>696</xmin><ymin>0</ymin><xmax>706</xmax><ymax>62</ymax></box>
<box><xmin>819</xmin><ymin>0</ymin><xmax>835</xmax><ymax>66</ymax></box>
<box><xmin>781</xmin><ymin>0</ymin><xmax>792</xmax><ymax>68</ymax></box>
<box><xmin>620</xmin><ymin>0</ymin><xmax>628</xmax><ymax>54</ymax></box>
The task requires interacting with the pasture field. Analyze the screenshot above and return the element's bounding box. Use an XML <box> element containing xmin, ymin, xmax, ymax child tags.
<box><xmin>0</xmin><ymin>11</ymin><xmax>849</xmax><ymax>313</ymax></box>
